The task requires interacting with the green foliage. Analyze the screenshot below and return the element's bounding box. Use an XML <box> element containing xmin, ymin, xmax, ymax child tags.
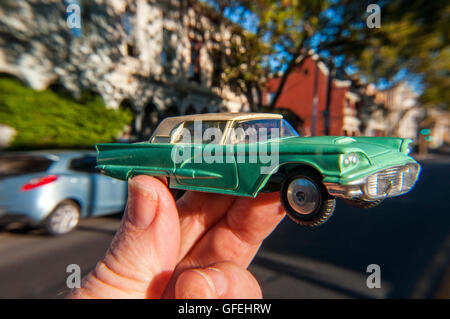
<box><xmin>347</xmin><ymin>0</ymin><xmax>450</xmax><ymax>110</ymax></box>
<box><xmin>0</xmin><ymin>77</ymin><xmax>133</xmax><ymax>150</ymax></box>
<box><xmin>208</xmin><ymin>0</ymin><xmax>449</xmax><ymax>111</ymax></box>
<box><xmin>207</xmin><ymin>0</ymin><xmax>374</xmax><ymax>109</ymax></box>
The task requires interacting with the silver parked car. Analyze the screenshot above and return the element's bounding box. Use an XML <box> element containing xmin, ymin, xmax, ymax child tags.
<box><xmin>0</xmin><ymin>151</ymin><xmax>127</xmax><ymax>235</ymax></box>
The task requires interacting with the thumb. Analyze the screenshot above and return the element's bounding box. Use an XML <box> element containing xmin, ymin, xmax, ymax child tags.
<box><xmin>69</xmin><ymin>176</ymin><xmax>181</xmax><ymax>299</ymax></box>
<box><xmin>175</xmin><ymin>262</ymin><xmax>262</xmax><ymax>299</ymax></box>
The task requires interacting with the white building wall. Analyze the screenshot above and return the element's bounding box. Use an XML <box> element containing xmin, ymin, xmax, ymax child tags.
<box><xmin>0</xmin><ymin>0</ymin><xmax>249</xmax><ymax>119</ymax></box>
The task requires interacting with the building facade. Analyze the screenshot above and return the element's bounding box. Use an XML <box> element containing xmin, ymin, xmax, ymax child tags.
<box><xmin>264</xmin><ymin>55</ymin><xmax>360</xmax><ymax>137</ymax></box>
<box><xmin>369</xmin><ymin>82</ymin><xmax>423</xmax><ymax>140</ymax></box>
<box><xmin>0</xmin><ymin>0</ymin><xmax>249</xmax><ymax>139</ymax></box>
<box><xmin>358</xmin><ymin>83</ymin><xmax>388</xmax><ymax>137</ymax></box>
<box><xmin>426</xmin><ymin>109</ymin><xmax>450</xmax><ymax>149</ymax></box>
<box><xmin>384</xmin><ymin>83</ymin><xmax>423</xmax><ymax>140</ymax></box>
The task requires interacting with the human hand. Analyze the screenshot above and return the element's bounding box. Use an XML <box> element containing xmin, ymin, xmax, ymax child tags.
<box><xmin>68</xmin><ymin>175</ymin><xmax>285</xmax><ymax>299</ymax></box>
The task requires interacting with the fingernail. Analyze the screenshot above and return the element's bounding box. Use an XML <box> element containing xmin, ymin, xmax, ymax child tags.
<box><xmin>126</xmin><ymin>178</ymin><xmax>158</xmax><ymax>229</ymax></box>
<box><xmin>196</xmin><ymin>268</ymin><xmax>228</xmax><ymax>298</ymax></box>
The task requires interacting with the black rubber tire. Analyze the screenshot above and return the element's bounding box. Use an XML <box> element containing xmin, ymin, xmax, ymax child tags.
<box><xmin>45</xmin><ymin>200</ymin><xmax>80</xmax><ymax>236</ymax></box>
<box><xmin>281</xmin><ymin>169</ymin><xmax>336</xmax><ymax>227</ymax></box>
<box><xmin>343</xmin><ymin>199</ymin><xmax>384</xmax><ymax>209</ymax></box>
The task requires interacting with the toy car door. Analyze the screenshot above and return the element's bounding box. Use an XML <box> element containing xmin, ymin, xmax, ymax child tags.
<box><xmin>173</xmin><ymin>120</ymin><xmax>239</xmax><ymax>190</ymax></box>
<box><xmin>227</xmin><ymin>119</ymin><xmax>282</xmax><ymax>191</ymax></box>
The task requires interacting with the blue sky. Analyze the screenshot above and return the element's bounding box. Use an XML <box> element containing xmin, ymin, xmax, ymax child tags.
<box><xmin>203</xmin><ymin>0</ymin><xmax>423</xmax><ymax>93</ymax></box>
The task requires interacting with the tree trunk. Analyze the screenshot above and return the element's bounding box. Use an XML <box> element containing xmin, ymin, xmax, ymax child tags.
<box><xmin>244</xmin><ymin>81</ymin><xmax>258</xmax><ymax>112</ymax></box>
<box><xmin>387</xmin><ymin>105</ymin><xmax>419</xmax><ymax>136</ymax></box>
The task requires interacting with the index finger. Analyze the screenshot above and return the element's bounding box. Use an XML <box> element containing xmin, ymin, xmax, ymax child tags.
<box><xmin>176</xmin><ymin>191</ymin><xmax>237</xmax><ymax>261</ymax></box>
<box><xmin>162</xmin><ymin>192</ymin><xmax>285</xmax><ymax>298</ymax></box>
<box><xmin>183</xmin><ymin>192</ymin><xmax>285</xmax><ymax>267</ymax></box>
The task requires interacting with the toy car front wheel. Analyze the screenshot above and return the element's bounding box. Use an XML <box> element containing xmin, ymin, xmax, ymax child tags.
<box><xmin>45</xmin><ymin>200</ymin><xmax>80</xmax><ymax>236</ymax></box>
<box><xmin>281</xmin><ymin>170</ymin><xmax>335</xmax><ymax>227</ymax></box>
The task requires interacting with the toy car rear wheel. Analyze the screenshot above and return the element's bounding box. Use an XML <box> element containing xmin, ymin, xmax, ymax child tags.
<box><xmin>343</xmin><ymin>199</ymin><xmax>384</xmax><ymax>209</ymax></box>
<box><xmin>281</xmin><ymin>170</ymin><xmax>335</xmax><ymax>227</ymax></box>
<box><xmin>45</xmin><ymin>200</ymin><xmax>80</xmax><ymax>236</ymax></box>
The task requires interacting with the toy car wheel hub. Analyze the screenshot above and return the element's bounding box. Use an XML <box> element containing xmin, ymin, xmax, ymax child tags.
<box><xmin>287</xmin><ymin>178</ymin><xmax>320</xmax><ymax>215</ymax></box>
<box><xmin>295</xmin><ymin>191</ymin><xmax>306</xmax><ymax>202</ymax></box>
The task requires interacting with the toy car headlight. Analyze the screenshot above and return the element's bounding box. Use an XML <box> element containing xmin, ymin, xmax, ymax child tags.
<box><xmin>342</xmin><ymin>153</ymin><xmax>359</xmax><ymax>167</ymax></box>
<box><xmin>402</xmin><ymin>163</ymin><xmax>420</xmax><ymax>189</ymax></box>
<box><xmin>406</xmin><ymin>146</ymin><xmax>413</xmax><ymax>154</ymax></box>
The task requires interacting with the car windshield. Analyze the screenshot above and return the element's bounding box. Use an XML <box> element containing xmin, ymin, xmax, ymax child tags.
<box><xmin>0</xmin><ymin>155</ymin><xmax>54</xmax><ymax>178</ymax></box>
<box><xmin>227</xmin><ymin>119</ymin><xmax>299</xmax><ymax>144</ymax></box>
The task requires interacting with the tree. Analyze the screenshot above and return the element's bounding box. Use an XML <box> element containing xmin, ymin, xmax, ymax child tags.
<box><xmin>206</xmin><ymin>0</ymin><xmax>449</xmax><ymax>111</ymax></box>
<box><xmin>202</xmin><ymin>0</ymin><xmax>272</xmax><ymax>111</ymax></box>
<box><xmin>206</xmin><ymin>0</ymin><xmax>379</xmax><ymax>110</ymax></box>
<box><xmin>348</xmin><ymin>0</ymin><xmax>449</xmax><ymax>110</ymax></box>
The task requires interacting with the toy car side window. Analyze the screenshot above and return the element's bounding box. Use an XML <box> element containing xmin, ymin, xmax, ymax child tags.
<box><xmin>172</xmin><ymin>121</ymin><xmax>227</xmax><ymax>144</ymax></box>
<box><xmin>152</xmin><ymin>136</ymin><xmax>171</xmax><ymax>143</ymax></box>
<box><xmin>168</xmin><ymin>123</ymin><xmax>184</xmax><ymax>144</ymax></box>
<box><xmin>228</xmin><ymin>119</ymin><xmax>282</xmax><ymax>144</ymax></box>
<box><xmin>202</xmin><ymin>121</ymin><xmax>227</xmax><ymax>144</ymax></box>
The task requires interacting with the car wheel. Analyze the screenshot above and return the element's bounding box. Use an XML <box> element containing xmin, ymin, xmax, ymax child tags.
<box><xmin>281</xmin><ymin>170</ymin><xmax>336</xmax><ymax>227</ymax></box>
<box><xmin>343</xmin><ymin>199</ymin><xmax>384</xmax><ymax>209</ymax></box>
<box><xmin>45</xmin><ymin>200</ymin><xmax>80</xmax><ymax>236</ymax></box>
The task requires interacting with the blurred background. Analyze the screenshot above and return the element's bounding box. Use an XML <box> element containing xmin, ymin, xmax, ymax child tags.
<box><xmin>0</xmin><ymin>0</ymin><xmax>449</xmax><ymax>298</ymax></box>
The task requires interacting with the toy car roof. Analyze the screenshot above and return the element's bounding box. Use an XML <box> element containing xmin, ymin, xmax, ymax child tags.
<box><xmin>153</xmin><ymin>113</ymin><xmax>283</xmax><ymax>137</ymax></box>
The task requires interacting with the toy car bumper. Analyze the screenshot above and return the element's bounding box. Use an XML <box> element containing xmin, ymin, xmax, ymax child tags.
<box><xmin>325</xmin><ymin>163</ymin><xmax>421</xmax><ymax>201</ymax></box>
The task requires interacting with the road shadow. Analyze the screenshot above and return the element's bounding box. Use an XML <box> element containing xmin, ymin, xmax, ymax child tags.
<box><xmin>0</xmin><ymin>213</ymin><xmax>123</xmax><ymax>237</ymax></box>
<box><xmin>0</xmin><ymin>224</ymin><xmax>46</xmax><ymax>236</ymax></box>
<box><xmin>76</xmin><ymin>225</ymin><xmax>118</xmax><ymax>236</ymax></box>
<box><xmin>252</xmin><ymin>251</ymin><xmax>385</xmax><ymax>299</ymax></box>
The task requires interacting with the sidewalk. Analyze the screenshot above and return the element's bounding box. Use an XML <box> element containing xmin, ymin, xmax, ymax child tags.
<box><xmin>413</xmin><ymin>152</ymin><xmax>450</xmax><ymax>164</ymax></box>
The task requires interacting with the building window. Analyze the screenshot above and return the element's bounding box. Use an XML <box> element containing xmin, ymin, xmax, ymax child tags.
<box><xmin>161</xmin><ymin>29</ymin><xmax>176</xmax><ymax>72</ymax></box>
<box><xmin>189</xmin><ymin>39</ymin><xmax>202</xmax><ymax>83</ymax></box>
<box><xmin>345</xmin><ymin>98</ymin><xmax>350</xmax><ymax>109</ymax></box>
<box><xmin>212</xmin><ymin>50</ymin><xmax>223</xmax><ymax>88</ymax></box>
<box><xmin>123</xmin><ymin>5</ymin><xmax>137</xmax><ymax>57</ymax></box>
<box><xmin>126</xmin><ymin>43</ymin><xmax>136</xmax><ymax>57</ymax></box>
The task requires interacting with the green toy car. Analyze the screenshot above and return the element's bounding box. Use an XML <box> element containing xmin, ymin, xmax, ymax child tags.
<box><xmin>96</xmin><ymin>113</ymin><xmax>421</xmax><ymax>226</ymax></box>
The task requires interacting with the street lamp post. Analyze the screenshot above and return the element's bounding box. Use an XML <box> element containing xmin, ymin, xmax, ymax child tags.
<box><xmin>312</xmin><ymin>59</ymin><xmax>319</xmax><ymax>136</ymax></box>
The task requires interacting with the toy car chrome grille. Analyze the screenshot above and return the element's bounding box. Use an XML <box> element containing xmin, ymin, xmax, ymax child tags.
<box><xmin>365</xmin><ymin>164</ymin><xmax>420</xmax><ymax>200</ymax></box>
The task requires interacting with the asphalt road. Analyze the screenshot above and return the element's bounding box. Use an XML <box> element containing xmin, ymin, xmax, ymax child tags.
<box><xmin>0</xmin><ymin>155</ymin><xmax>449</xmax><ymax>299</ymax></box>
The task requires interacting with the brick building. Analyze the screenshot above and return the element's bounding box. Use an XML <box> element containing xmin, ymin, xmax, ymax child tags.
<box><xmin>264</xmin><ymin>55</ymin><xmax>360</xmax><ymax>137</ymax></box>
